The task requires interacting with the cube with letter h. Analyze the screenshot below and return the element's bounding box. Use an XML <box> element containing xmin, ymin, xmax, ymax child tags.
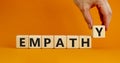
<box><xmin>93</xmin><ymin>25</ymin><xmax>105</xmax><ymax>38</ymax></box>
<box><xmin>80</xmin><ymin>36</ymin><xmax>91</xmax><ymax>48</ymax></box>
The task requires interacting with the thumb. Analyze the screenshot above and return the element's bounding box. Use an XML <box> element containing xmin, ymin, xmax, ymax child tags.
<box><xmin>97</xmin><ymin>0</ymin><xmax>112</xmax><ymax>31</ymax></box>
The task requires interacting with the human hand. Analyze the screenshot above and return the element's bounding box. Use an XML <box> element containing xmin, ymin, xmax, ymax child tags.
<box><xmin>74</xmin><ymin>0</ymin><xmax>112</xmax><ymax>30</ymax></box>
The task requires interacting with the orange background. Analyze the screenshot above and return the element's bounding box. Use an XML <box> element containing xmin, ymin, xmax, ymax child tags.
<box><xmin>0</xmin><ymin>0</ymin><xmax>120</xmax><ymax>63</ymax></box>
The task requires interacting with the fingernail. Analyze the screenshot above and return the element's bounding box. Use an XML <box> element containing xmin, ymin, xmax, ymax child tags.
<box><xmin>105</xmin><ymin>26</ymin><xmax>108</xmax><ymax>31</ymax></box>
<box><xmin>88</xmin><ymin>24</ymin><xmax>92</xmax><ymax>29</ymax></box>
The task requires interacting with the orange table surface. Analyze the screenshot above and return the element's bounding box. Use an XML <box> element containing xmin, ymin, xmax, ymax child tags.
<box><xmin>0</xmin><ymin>0</ymin><xmax>120</xmax><ymax>63</ymax></box>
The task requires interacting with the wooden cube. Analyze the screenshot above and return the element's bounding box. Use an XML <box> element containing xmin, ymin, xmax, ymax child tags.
<box><xmin>54</xmin><ymin>35</ymin><xmax>66</xmax><ymax>48</ymax></box>
<box><xmin>29</xmin><ymin>35</ymin><xmax>41</xmax><ymax>48</ymax></box>
<box><xmin>42</xmin><ymin>35</ymin><xmax>53</xmax><ymax>48</ymax></box>
<box><xmin>16</xmin><ymin>35</ymin><xmax>29</xmax><ymax>48</ymax></box>
<box><xmin>67</xmin><ymin>36</ymin><xmax>79</xmax><ymax>48</ymax></box>
<box><xmin>93</xmin><ymin>25</ymin><xmax>105</xmax><ymax>38</ymax></box>
<box><xmin>80</xmin><ymin>36</ymin><xmax>91</xmax><ymax>48</ymax></box>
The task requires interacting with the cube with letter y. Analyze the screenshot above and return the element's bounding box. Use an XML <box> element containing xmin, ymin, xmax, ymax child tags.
<box><xmin>93</xmin><ymin>25</ymin><xmax>105</xmax><ymax>38</ymax></box>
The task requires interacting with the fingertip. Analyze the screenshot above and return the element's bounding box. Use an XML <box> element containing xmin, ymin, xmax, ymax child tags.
<box><xmin>102</xmin><ymin>23</ymin><xmax>108</xmax><ymax>31</ymax></box>
<box><xmin>105</xmin><ymin>25</ymin><xmax>108</xmax><ymax>31</ymax></box>
<box><xmin>88</xmin><ymin>23</ymin><xmax>92</xmax><ymax>29</ymax></box>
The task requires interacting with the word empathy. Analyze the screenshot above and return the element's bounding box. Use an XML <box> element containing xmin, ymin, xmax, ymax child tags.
<box><xmin>16</xmin><ymin>25</ymin><xmax>105</xmax><ymax>49</ymax></box>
